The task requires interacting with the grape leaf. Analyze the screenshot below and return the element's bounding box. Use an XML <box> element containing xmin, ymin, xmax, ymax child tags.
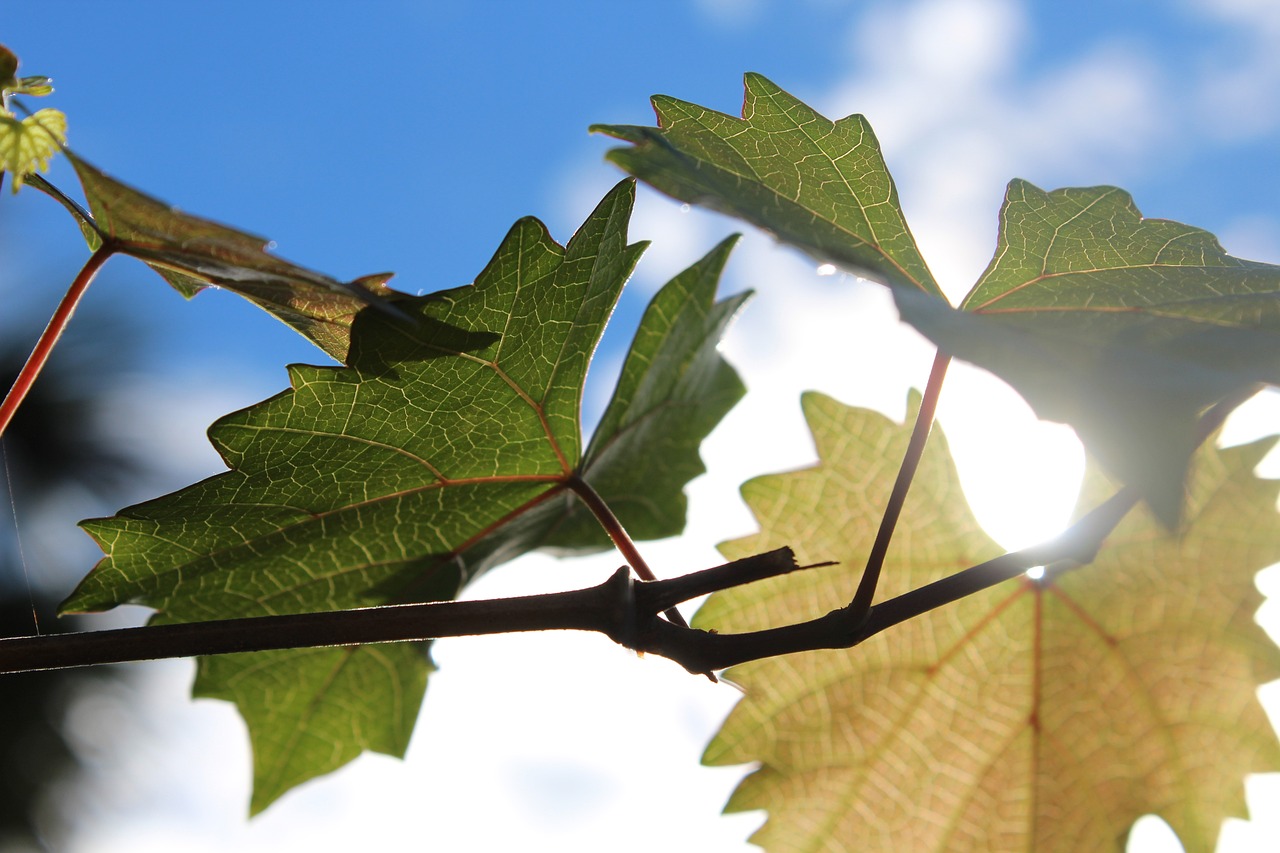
<box><xmin>62</xmin><ymin>180</ymin><xmax>747</xmax><ymax>810</ymax></box>
<box><xmin>0</xmin><ymin>43</ymin><xmax>54</xmax><ymax>97</ymax></box>
<box><xmin>544</xmin><ymin>234</ymin><xmax>750</xmax><ymax>549</ymax></box>
<box><xmin>33</xmin><ymin>151</ymin><xmax>398</xmax><ymax>361</ymax></box>
<box><xmin>592</xmin><ymin>74</ymin><xmax>942</xmax><ymax>301</ymax></box>
<box><xmin>0</xmin><ymin>45</ymin><xmax>63</xmax><ymax>192</ymax></box>
<box><xmin>700</xmin><ymin>391</ymin><xmax>1280</xmax><ymax>852</ymax></box>
<box><xmin>595</xmin><ymin>75</ymin><xmax>1280</xmax><ymax>526</ymax></box>
<box><xmin>911</xmin><ymin>181</ymin><xmax>1280</xmax><ymax>526</ymax></box>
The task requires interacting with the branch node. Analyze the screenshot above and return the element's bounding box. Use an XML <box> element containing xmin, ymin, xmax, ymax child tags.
<box><xmin>602</xmin><ymin>566</ymin><xmax>638</xmax><ymax>649</ymax></box>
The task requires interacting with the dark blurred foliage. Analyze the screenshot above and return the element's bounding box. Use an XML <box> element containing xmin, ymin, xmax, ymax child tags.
<box><xmin>1</xmin><ymin>329</ymin><xmax>142</xmax><ymax>851</ymax></box>
<box><xmin>0</xmin><ymin>347</ymin><xmax>134</xmax><ymax>505</ymax></box>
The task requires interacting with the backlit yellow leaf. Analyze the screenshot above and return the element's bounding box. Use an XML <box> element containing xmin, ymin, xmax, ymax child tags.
<box><xmin>701</xmin><ymin>392</ymin><xmax>1280</xmax><ymax>852</ymax></box>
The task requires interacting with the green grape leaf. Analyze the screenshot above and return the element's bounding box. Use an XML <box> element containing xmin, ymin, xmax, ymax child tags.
<box><xmin>194</xmin><ymin>645</ymin><xmax>430</xmax><ymax>815</ymax></box>
<box><xmin>912</xmin><ymin>180</ymin><xmax>1280</xmax><ymax>526</ymax></box>
<box><xmin>701</xmin><ymin>392</ymin><xmax>1280</xmax><ymax>852</ymax></box>
<box><xmin>0</xmin><ymin>108</ymin><xmax>66</xmax><ymax>192</ymax></box>
<box><xmin>62</xmin><ymin>180</ymin><xmax>746</xmax><ymax>810</ymax></box>
<box><xmin>592</xmin><ymin>73</ymin><xmax>942</xmax><ymax>300</ymax></box>
<box><xmin>544</xmin><ymin>235</ymin><xmax>750</xmax><ymax>549</ymax></box>
<box><xmin>597</xmin><ymin>75</ymin><xmax>1280</xmax><ymax>526</ymax></box>
<box><xmin>36</xmin><ymin>151</ymin><xmax>400</xmax><ymax>361</ymax></box>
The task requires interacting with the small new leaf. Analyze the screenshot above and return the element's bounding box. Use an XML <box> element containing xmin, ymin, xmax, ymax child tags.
<box><xmin>0</xmin><ymin>108</ymin><xmax>66</xmax><ymax>192</ymax></box>
<box><xmin>0</xmin><ymin>44</ymin><xmax>51</xmax><ymax>97</ymax></box>
<box><xmin>10</xmin><ymin>76</ymin><xmax>53</xmax><ymax>97</ymax></box>
<box><xmin>701</xmin><ymin>392</ymin><xmax>1280</xmax><ymax>852</ymax></box>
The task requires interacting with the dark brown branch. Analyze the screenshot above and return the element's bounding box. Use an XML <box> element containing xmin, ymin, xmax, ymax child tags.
<box><xmin>0</xmin><ymin>570</ymin><xmax>630</xmax><ymax>674</ymax></box>
<box><xmin>850</xmin><ymin>350</ymin><xmax>950</xmax><ymax>618</ymax></box>
<box><xmin>636</xmin><ymin>550</ymin><xmax>832</xmax><ymax>614</ymax></box>
<box><xmin>0</xmin><ymin>384</ymin><xmax>1262</xmax><ymax>678</ymax></box>
<box><xmin>631</xmin><ymin>486</ymin><xmax>1139</xmax><ymax>674</ymax></box>
<box><xmin>0</xmin><ymin>548</ymin><xmax>803</xmax><ymax>675</ymax></box>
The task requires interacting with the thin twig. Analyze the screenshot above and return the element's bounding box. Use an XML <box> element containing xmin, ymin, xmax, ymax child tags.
<box><xmin>849</xmin><ymin>350</ymin><xmax>950</xmax><ymax>618</ymax></box>
<box><xmin>0</xmin><ymin>244</ymin><xmax>113</xmax><ymax>438</ymax></box>
<box><xmin>636</xmin><ymin>384</ymin><xmax>1266</xmax><ymax>674</ymax></box>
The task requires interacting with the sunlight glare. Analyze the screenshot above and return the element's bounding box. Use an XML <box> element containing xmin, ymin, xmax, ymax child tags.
<box><xmin>937</xmin><ymin>364</ymin><xmax>1085</xmax><ymax>553</ymax></box>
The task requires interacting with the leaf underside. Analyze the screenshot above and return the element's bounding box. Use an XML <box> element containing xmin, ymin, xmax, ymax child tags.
<box><xmin>700</xmin><ymin>391</ymin><xmax>1280</xmax><ymax>852</ymax></box>
<box><xmin>63</xmin><ymin>180</ymin><xmax>747</xmax><ymax>810</ymax></box>
<box><xmin>597</xmin><ymin>73</ymin><xmax>1280</xmax><ymax>525</ymax></box>
<box><xmin>544</xmin><ymin>234</ymin><xmax>750</xmax><ymax>549</ymax></box>
<box><xmin>195</xmin><ymin>644</ymin><xmax>430</xmax><ymax>816</ymax></box>
<box><xmin>35</xmin><ymin>151</ymin><xmax>398</xmax><ymax>361</ymax></box>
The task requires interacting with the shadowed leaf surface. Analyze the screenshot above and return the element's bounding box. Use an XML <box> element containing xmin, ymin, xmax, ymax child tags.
<box><xmin>60</xmin><ymin>181</ymin><xmax>746</xmax><ymax>810</ymax></box>
<box><xmin>597</xmin><ymin>75</ymin><xmax>1280</xmax><ymax>525</ymax></box>
<box><xmin>700</xmin><ymin>392</ymin><xmax>1280</xmax><ymax>852</ymax></box>
<box><xmin>918</xmin><ymin>180</ymin><xmax>1280</xmax><ymax>525</ymax></box>
<box><xmin>33</xmin><ymin>151</ymin><xmax>398</xmax><ymax>361</ymax></box>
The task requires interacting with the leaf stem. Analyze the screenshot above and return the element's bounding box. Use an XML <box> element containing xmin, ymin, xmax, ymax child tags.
<box><xmin>563</xmin><ymin>473</ymin><xmax>691</xmax><ymax>627</ymax></box>
<box><xmin>0</xmin><ymin>244</ymin><xmax>113</xmax><ymax>439</ymax></box>
<box><xmin>849</xmin><ymin>350</ymin><xmax>950</xmax><ymax>619</ymax></box>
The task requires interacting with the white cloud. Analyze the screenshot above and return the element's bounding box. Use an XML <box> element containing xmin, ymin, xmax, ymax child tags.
<box><xmin>826</xmin><ymin>3</ymin><xmax>1169</xmax><ymax>298</ymax></box>
<box><xmin>1182</xmin><ymin>0</ymin><xmax>1280</xmax><ymax>140</ymax></box>
<box><xmin>693</xmin><ymin>0</ymin><xmax>768</xmax><ymax>28</ymax></box>
<box><xmin>854</xmin><ymin>0</ymin><xmax>1024</xmax><ymax>88</ymax></box>
<box><xmin>1218</xmin><ymin>214</ymin><xmax>1280</xmax><ymax>263</ymax></box>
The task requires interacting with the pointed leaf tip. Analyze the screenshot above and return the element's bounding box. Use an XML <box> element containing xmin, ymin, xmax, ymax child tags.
<box><xmin>546</xmin><ymin>233</ymin><xmax>749</xmax><ymax>549</ymax></box>
<box><xmin>595</xmin><ymin>76</ymin><xmax>942</xmax><ymax>299</ymax></box>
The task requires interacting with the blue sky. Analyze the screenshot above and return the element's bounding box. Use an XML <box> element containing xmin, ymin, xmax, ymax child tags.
<box><xmin>5</xmin><ymin>1</ymin><xmax>1280</xmax><ymax>850</ymax></box>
